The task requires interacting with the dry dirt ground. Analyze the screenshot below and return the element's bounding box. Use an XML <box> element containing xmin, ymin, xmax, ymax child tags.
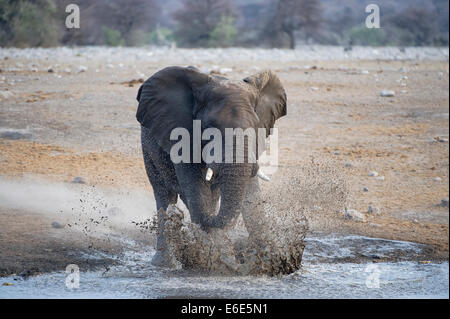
<box><xmin>0</xmin><ymin>47</ymin><xmax>448</xmax><ymax>277</ymax></box>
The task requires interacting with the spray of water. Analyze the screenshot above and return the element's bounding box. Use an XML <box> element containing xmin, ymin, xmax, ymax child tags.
<box><xmin>156</xmin><ymin>158</ymin><xmax>349</xmax><ymax>276</ymax></box>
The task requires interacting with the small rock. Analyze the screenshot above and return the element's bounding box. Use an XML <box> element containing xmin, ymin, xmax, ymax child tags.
<box><xmin>344</xmin><ymin>209</ymin><xmax>366</xmax><ymax>222</ymax></box>
<box><xmin>380</xmin><ymin>90</ymin><xmax>395</xmax><ymax>97</ymax></box>
<box><xmin>77</xmin><ymin>66</ymin><xmax>88</xmax><ymax>73</ymax></box>
<box><xmin>364</xmin><ymin>254</ymin><xmax>381</xmax><ymax>259</ymax></box>
<box><xmin>433</xmin><ymin>177</ymin><xmax>442</xmax><ymax>182</ymax></box>
<box><xmin>369</xmin><ymin>222</ymin><xmax>381</xmax><ymax>228</ymax></box>
<box><xmin>413</xmin><ymin>219</ymin><xmax>419</xmax><ymax>224</ymax></box>
<box><xmin>333</xmin><ymin>150</ymin><xmax>340</xmax><ymax>155</ymax></box>
<box><xmin>368</xmin><ymin>206</ymin><xmax>380</xmax><ymax>215</ymax></box>
<box><xmin>363</xmin><ymin>187</ymin><xmax>369</xmax><ymax>192</ymax></box>
<box><xmin>309</xmin><ymin>87</ymin><xmax>319</xmax><ymax>91</ymax></box>
<box><xmin>18</xmin><ymin>269</ymin><xmax>39</xmax><ymax>278</ymax></box>
<box><xmin>440</xmin><ymin>198</ymin><xmax>449</xmax><ymax>207</ymax></box>
<box><xmin>438</xmin><ymin>137</ymin><xmax>448</xmax><ymax>143</ymax></box>
<box><xmin>72</xmin><ymin>176</ymin><xmax>85</xmax><ymax>184</ymax></box>
<box><xmin>51</xmin><ymin>221</ymin><xmax>65</xmax><ymax>229</ymax></box>
<box><xmin>0</xmin><ymin>91</ymin><xmax>14</xmax><ymax>100</ymax></box>
<box><xmin>2</xmin><ymin>282</ymin><xmax>13</xmax><ymax>286</ymax></box>
<box><xmin>219</xmin><ymin>67</ymin><xmax>232</xmax><ymax>75</ymax></box>
<box><xmin>368</xmin><ymin>171</ymin><xmax>378</xmax><ymax>177</ymax></box>
<box><xmin>375</xmin><ymin>176</ymin><xmax>385</xmax><ymax>181</ymax></box>
<box><xmin>345</xmin><ymin>163</ymin><xmax>352</xmax><ymax>168</ymax></box>
<box><xmin>47</xmin><ymin>68</ymin><xmax>54</xmax><ymax>73</ymax></box>
<box><xmin>0</xmin><ymin>130</ymin><xmax>32</xmax><ymax>140</ymax></box>
<box><xmin>361</xmin><ymin>70</ymin><xmax>369</xmax><ymax>74</ymax></box>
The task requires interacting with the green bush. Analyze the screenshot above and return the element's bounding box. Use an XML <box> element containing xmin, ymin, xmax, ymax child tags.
<box><xmin>126</xmin><ymin>27</ymin><xmax>174</xmax><ymax>46</ymax></box>
<box><xmin>384</xmin><ymin>26</ymin><xmax>416</xmax><ymax>46</ymax></box>
<box><xmin>103</xmin><ymin>27</ymin><xmax>125</xmax><ymax>46</ymax></box>
<box><xmin>209</xmin><ymin>15</ymin><xmax>237</xmax><ymax>47</ymax></box>
<box><xmin>349</xmin><ymin>25</ymin><xmax>387</xmax><ymax>46</ymax></box>
<box><xmin>149</xmin><ymin>27</ymin><xmax>174</xmax><ymax>46</ymax></box>
<box><xmin>0</xmin><ymin>0</ymin><xmax>59</xmax><ymax>47</ymax></box>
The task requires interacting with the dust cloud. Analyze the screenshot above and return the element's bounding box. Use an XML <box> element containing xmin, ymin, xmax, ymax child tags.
<box><xmin>0</xmin><ymin>176</ymin><xmax>157</xmax><ymax>238</ymax></box>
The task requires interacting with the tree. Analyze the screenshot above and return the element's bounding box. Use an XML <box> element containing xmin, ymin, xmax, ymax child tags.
<box><xmin>173</xmin><ymin>0</ymin><xmax>236</xmax><ymax>48</ymax></box>
<box><xmin>265</xmin><ymin>0</ymin><xmax>322</xmax><ymax>49</ymax></box>
<box><xmin>99</xmin><ymin>0</ymin><xmax>160</xmax><ymax>46</ymax></box>
<box><xmin>0</xmin><ymin>0</ymin><xmax>60</xmax><ymax>47</ymax></box>
<box><xmin>57</xmin><ymin>0</ymin><xmax>160</xmax><ymax>46</ymax></box>
<box><xmin>384</xmin><ymin>7</ymin><xmax>441</xmax><ymax>46</ymax></box>
<box><xmin>349</xmin><ymin>26</ymin><xmax>387</xmax><ymax>46</ymax></box>
<box><xmin>209</xmin><ymin>15</ymin><xmax>237</xmax><ymax>47</ymax></box>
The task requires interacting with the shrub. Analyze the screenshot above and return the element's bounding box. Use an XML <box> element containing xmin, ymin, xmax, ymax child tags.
<box><xmin>209</xmin><ymin>15</ymin><xmax>237</xmax><ymax>47</ymax></box>
<box><xmin>349</xmin><ymin>25</ymin><xmax>387</xmax><ymax>46</ymax></box>
<box><xmin>103</xmin><ymin>26</ymin><xmax>125</xmax><ymax>47</ymax></box>
<box><xmin>0</xmin><ymin>0</ymin><xmax>59</xmax><ymax>47</ymax></box>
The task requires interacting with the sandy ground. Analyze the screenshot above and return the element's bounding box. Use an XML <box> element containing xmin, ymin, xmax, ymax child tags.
<box><xmin>0</xmin><ymin>46</ymin><xmax>448</xmax><ymax>277</ymax></box>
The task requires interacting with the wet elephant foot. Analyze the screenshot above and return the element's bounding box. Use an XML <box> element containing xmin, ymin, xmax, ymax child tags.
<box><xmin>151</xmin><ymin>206</ymin><xmax>183</xmax><ymax>268</ymax></box>
<box><xmin>151</xmin><ymin>250</ymin><xmax>176</xmax><ymax>268</ymax></box>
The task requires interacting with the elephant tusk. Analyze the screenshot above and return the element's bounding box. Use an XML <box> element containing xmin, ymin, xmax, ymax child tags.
<box><xmin>205</xmin><ymin>168</ymin><xmax>214</xmax><ymax>181</ymax></box>
<box><xmin>257</xmin><ymin>169</ymin><xmax>270</xmax><ymax>182</ymax></box>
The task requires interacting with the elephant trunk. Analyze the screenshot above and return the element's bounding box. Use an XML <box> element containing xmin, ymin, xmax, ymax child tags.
<box><xmin>204</xmin><ymin>163</ymin><xmax>254</xmax><ymax>229</ymax></box>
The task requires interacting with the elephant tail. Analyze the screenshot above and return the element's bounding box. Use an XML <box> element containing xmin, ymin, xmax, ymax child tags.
<box><xmin>136</xmin><ymin>84</ymin><xmax>143</xmax><ymax>102</ymax></box>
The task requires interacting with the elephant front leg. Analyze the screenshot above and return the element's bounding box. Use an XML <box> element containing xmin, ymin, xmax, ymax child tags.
<box><xmin>241</xmin><ymin>176</ymin><xmax>267</xmax><ymax>241</ymax></box>
<box><xmin>151</xmin><ymin>186</ymin><xmax>179</xmax><ymax>267</ymax></box>
<box><xmin>152</xmin><ymin>205</ymin><xmax>187</xmax><ymax>269</ymax></box>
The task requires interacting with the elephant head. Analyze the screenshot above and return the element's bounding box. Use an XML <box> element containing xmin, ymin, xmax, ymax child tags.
<box><xmin>136</xmin><ymin>66</ymin><xmax>286</xmax><ymax>229</ymax></box>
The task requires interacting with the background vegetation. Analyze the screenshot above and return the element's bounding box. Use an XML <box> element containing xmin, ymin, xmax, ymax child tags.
<box><xmin>0</xmin><ymin>0</ymin><xmax>448</xmax><ymax>48</ymax></box>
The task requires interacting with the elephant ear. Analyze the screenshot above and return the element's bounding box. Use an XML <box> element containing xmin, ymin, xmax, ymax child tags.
<box><xmin>243</xmin><ymin>70</ymin><xmax>287</xmax><ymax>137</ymax></box>
<box><xmin>136</xmin><ymin>66</ymin><xmax>211</xmax><ymax>153</ymax></box>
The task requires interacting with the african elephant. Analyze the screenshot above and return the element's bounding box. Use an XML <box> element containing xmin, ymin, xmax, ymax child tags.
<box><xmin>136</xmin><ymin>66</ymin><xmax>286</xmax><ymax>265</ymax></box>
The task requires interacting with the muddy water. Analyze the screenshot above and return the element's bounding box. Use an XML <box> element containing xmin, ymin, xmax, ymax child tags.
<box><xmin>1</xmin><ymin>234</ymin><xmax>448</xmax><ymax>299</ymax></box>
<box><xmin>0</xmin><ymin>178</ymin><xmax>447</xmax><ymax>298</ymax></box>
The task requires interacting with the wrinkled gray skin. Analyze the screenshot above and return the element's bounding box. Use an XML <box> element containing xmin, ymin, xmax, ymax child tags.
<box><xmin>136</xmin><ymin>66</ymin><xmax>287</xmax><ymax>267</ymax></box>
